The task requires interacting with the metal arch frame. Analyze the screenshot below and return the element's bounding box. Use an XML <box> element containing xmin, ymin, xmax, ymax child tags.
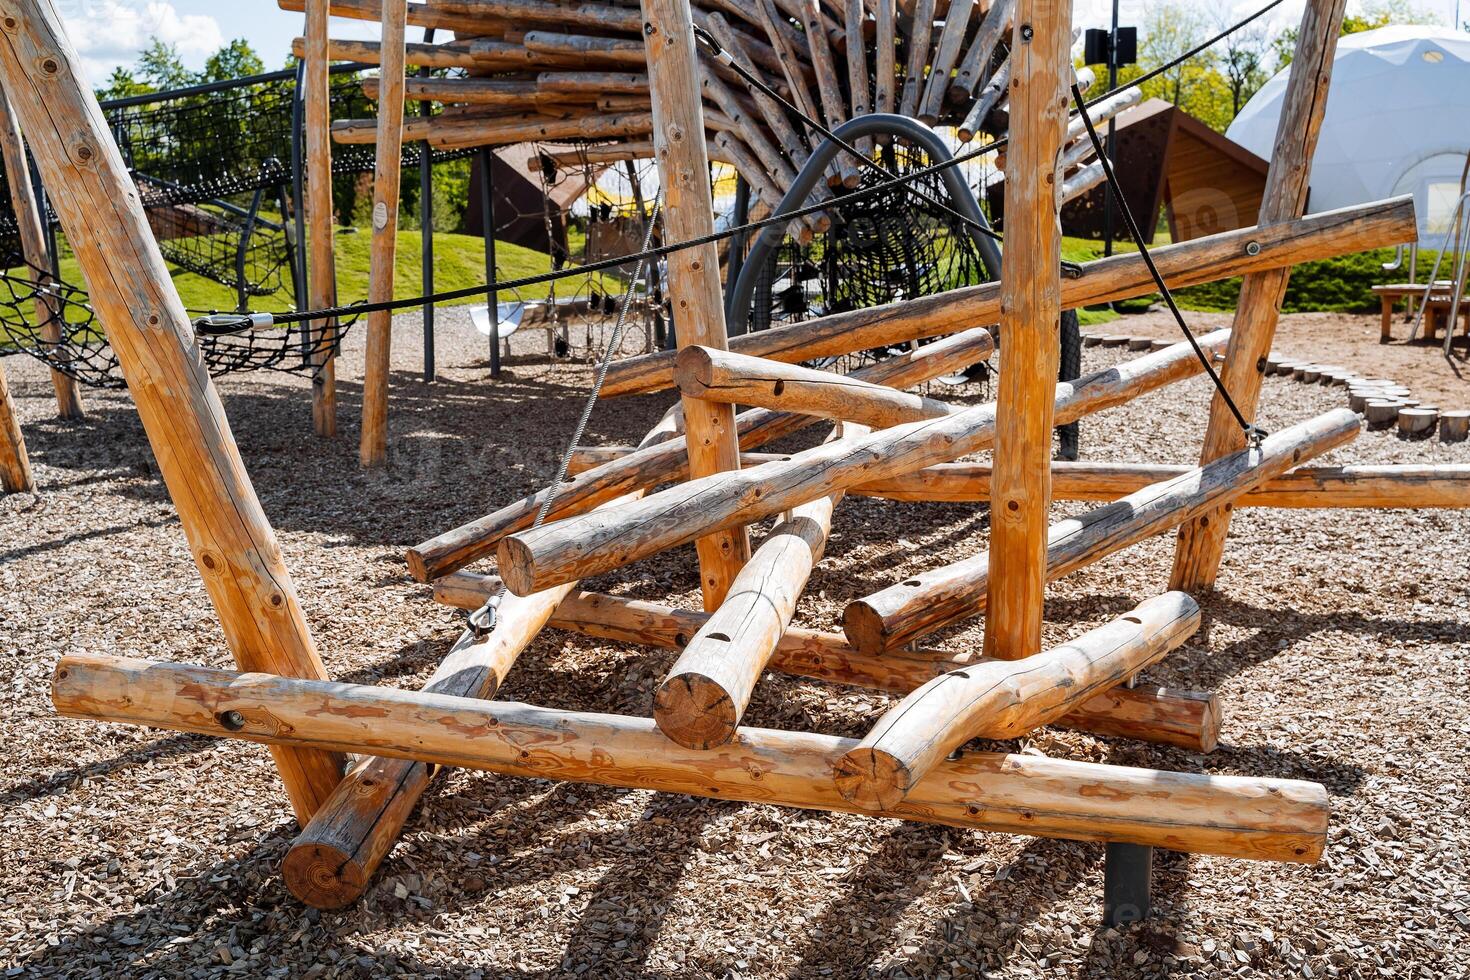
<box><xmin>724</xmin><ymin>113</ymin><xmax>1003</xmax><ymax>334</ymax></box>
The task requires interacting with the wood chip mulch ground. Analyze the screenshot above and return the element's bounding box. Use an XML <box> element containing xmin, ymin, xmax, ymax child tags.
<box><xmin>2</xmin><ymin>308</ymin><xmax>1467</xmax><ymax>979</ymax></box>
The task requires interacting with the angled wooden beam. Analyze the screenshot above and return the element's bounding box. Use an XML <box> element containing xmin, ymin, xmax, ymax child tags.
<box><xmin>407</xmin><ymin>326</ymin><xmax>995</xmax><ymax>582</ymax></box>
<box><xmin>54</xmin><ymin>652</ymin><xmax>1328</xmax><ymax>863</ymax></box>
<box><xmin>917</xmin><ymin>0</ymin><xmax>974</xmax><ymax>123</ymax></box>
<box><xmin>643</xmin><ymin>0</ymin><xmax>751</xmax><ymax>609</ymax></box>
<box><xmin>304</xmin><ymin>0</ymin><xmax>338</xmax><ymax>437</ymax></box>
<box><xmin>675</xmin><ymin>345</ymin><xmax>961</xmax><ymax>426</ymax></box>
<box><xmin>836</xmin><ymin>592</ymin><xmax>1200</xmax><ymax>810</ymax></box>
<box><xmin>358</xmin><ymin>0</ymin><xmax>406</xmax><ymax>467</ymax></box>
<box><xmin>433</xmin><ymin>575</ymin><xmax>1222</xmax><ymax>753</ymax></box>
<box><xmin>497</xmin><ymin>329</ymin><xmax>1236</xmax><ymax>600</ymax></box>
<box><xmin>598</xmin><ymin>195</ymin><xmax>1416</xmax><ymax>398</ymax></box>
<box><xmin>0</xmin><ymin>0</ymin><xmax>344</xmax><ymax>821</ymax></box>
<box><xmin>284</xmin><ymin>409</ymin><xmax>679</xmax><ymax>907</ymax></box>
<box><xmin>844</xmin><ymin>410</ymin><xmax>1361</xmax><ymax>654</ymax></box>
<box><xmin>848</xmin><ymin>461</ymin><xmax>1470</xmax><ymax>508</ymax></box>
<box><xmin>0</xmin><ymin>85</ymin><xmax>81</xmax><ymax>418</ymax></box>
<box><xmin>948</xmin><ymin>0</ymin><xmax>1011</xmax><ymax>102</ymax></box>
<box><xmin>1170</xmin><ymin>0</ymin><xmax>1350</xmax><ymax>590</ymax></box>
<box><xmin>0</xmin><ymin>360</ymin><xmax>32</xmax><ymax>492</ymax></box>
<box><xmin>985</xmin><ymin>0</ymin><xmax>1071</xmax><ymax>661</ymax></box>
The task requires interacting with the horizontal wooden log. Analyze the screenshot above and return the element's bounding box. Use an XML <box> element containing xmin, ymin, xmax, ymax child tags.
<box><xmin>676</xmin><ymin>345</ymin><xmax>961</xmax><ymax>427</ymax></box>
<box><xmin>524</xmin><ymin>31</ymin><xmax>647</xmax><ymax>65</ymax></box>
<box><xmin>844</xmin><ymin>410</ymin><xmax>1362</xmax><ymax>653</ymax></box>
<box><xmin>849</xmin><ymin>461</ymin><xmax>1470</xmax><ymax>508</ymax></box>
<box><xmin>53</xmin><ymin>653</ymin><xmax>1326</xmax><ymax>862</ymax></box>
<box><xmin>499</xmin><ymin>331</ymin><xmax>1237</xmax><ymax>596</ymax></box>
<box><xmin>529</xmin><ymin>139</ymin><xmax>736</xmax><ymax>168</ymax></box>
<box><xmin>599</xmin><ymin>196</ymin><xmax>1418</xmax><ymax>398</ymax></box>
<box><xmin>407</xmin><ymin>327</ymin><xmax>995</xmax><ymax>582</ymax></box>
<box><xmin>835</xmin><ymin>593</ymin><xmax>1201</xmax><ymax>810</ymax></box>
<box><xmin>291</xmin><ymin>36</ymin><xmax>488</xmax><ymax>69</ymax></box>
<box><xmin>432</xmin><ymin>573</ymin><xmax>1222</xmax><ymax>752</ymax></box>
<box><xmin>333</xmin><ymin>109</ymin><xmax>659</xmax><ymax>149</ymax></box>
<box><xmin>537</xmin><ymin>71</ymin><xmax>649</xmax><ymax>94</ymax></box>
<box><xmin>278</xmin><ymin>0</ymin><xmax>508</xmax><ymax>35</ymax></box>
<box><xmin>363</xmin><ymin>76</ymin><xmax>554</xmax><ymax>106</ymax></box>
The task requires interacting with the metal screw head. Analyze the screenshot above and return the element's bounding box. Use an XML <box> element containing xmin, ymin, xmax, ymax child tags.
<box><xmin>1245</xmin><ymin>240</ymin><xmax>1261</xmax><ymax>256</ymax></box>
<box><xmin>218</xmin><ymin>710</ymin><xmax>246</xmax><ymax>731</ymax></box>
<box><xmin>1020</xmin><ymin>23</ymin><xmax>1034</xmax><ymax>40</ymax></box>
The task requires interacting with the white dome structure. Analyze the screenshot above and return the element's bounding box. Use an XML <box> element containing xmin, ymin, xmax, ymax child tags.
<box><xmin>1226</xmin><ymin>25</ymin><xmax>1470</xmax><ymax>247</ymax></box>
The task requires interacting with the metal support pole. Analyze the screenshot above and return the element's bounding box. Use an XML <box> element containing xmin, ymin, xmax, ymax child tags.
<box><xmin>290</xmin><ymin>59</ymin><xmax>310</xmax><ymax>329</ymax></box>
<box><xmin>478</xmin><ymin>146</ymin><xmax>500</xmax><ymax>377</ymax></box>
<box><xmin>1102</xmin><ymin>842</ymin><xmax>1152</xmax><ymax>926</ymax></box>
<box><xmin>419</xmin><ymin>29</ymin><xmax>436</xmax><ymax>382</ymax></box>
<box><xmin>1101</xmin><ymin>0</ymin><xmax>1120</xmax><ymax>258</ymax></box>
<box><xmin>725</xmin><ymin>174</ymin><xmax>751</xmax><ymax>296</ymax></box>
<box><xmin>27</xmin><ymin>153</ymin><xmax>58</xmax><ymax>280</ymax></box>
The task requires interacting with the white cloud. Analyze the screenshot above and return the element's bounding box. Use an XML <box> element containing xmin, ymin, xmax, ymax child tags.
<box><xmin>56</xmin><ymin>0</ymin><xmax>224</xmax><ymax>84</ymax></box>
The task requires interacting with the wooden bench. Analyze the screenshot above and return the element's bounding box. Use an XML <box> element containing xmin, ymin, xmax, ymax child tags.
<box><xmin>1373</xmin><ymin>282</ymin><xmax>1469</xmax><ymax>342</ymax></box>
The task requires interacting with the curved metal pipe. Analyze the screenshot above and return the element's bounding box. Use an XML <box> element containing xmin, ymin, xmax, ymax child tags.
<box><xmin>724</xmin><ymin>113</ymin><xmax>1002</xmax><ymax>334</ymax></box>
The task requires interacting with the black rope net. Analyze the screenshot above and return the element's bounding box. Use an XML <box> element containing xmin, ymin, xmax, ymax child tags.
<box><xmin>0</xmin><ymin>257</ymin><xmax>361</xmax><ymax>389</ymax></box>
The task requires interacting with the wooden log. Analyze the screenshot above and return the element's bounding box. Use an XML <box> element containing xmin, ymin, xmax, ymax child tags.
<box><xmin>1440</xmin><ymin>410</ymin><xmax>1470</xmax><ymax>443</ymax></box>
<box><xmin>536</xmin><ymin>70</ymin><xmax>649</xmax><ymax>94</ymax></box>
<box><xmin>843</xmin><ymin>0</ymin><xmax>872</xmax><ymax>159</ymax></box>
<box><xmin>957</xmin><ymin>55</ymin><xmax>1007</xmax><ymax>142</ymax></box>
<box><xmin>1398</xmin><ymin>407</ymin><xmax>1437</xmax><ymax>436</ymax></box>
<box><xmin>528</xmin><ymin>139</ymin><xmax>737</xmax><ymax>167</ymax></box>
<box><xmin>799</xmin><ymin>0</ymin><xmax>858</xmax><ymax>186</ymax></box>
<box><xmin>279</xmin><ymin>0</ymin><xmax>506</xmax><ymax>35</ymax></box>
<box><xmin>848</xmin><ymin>461</ymin><xmax>1470</xmax><ymax>508</ymax></box>
<box><xmin>0</xmin><ymin>361</ymin><xmax>32</xmax><ymax>493</ymax></box>
<box><xmin>986</xmin><ymin>0</ymin><xmax>1069</xmax><ymax>661</ymax></box>
<box><xmin>597</xmin><ymin>195</ymin><xmax>1417</xmax><ymax>399</ymax></box>
<box><xmin>898</xmin><ymin>0</ymin><xmax>935</xmax><ymax>118</ymax></box>
<box><xmin>643</xmin><ymin>0</ymin><xmax>751</xmax><ymax>609</ymax></box>
<box><xmin>364</xmin><ymin>75</ymin><xmax>544</xmax><ymax>105</ymax></box>
<box><xmin>752</xmin><ymin>0</ymin><xmax>824</xmax><ymax>126</ymax></box>
<box><xmin>53</xmin><ymin>652</ymin><xmax>1328</xmax><ymax>863</ymax></box>
<box><xmin>1059</xmin><ymin>160</ymin><xmax>1105</xmax><ymax>203</ymax></box>
<box><xmin>712</xmin><ymin>131</ymin><xmax>818</xmax><ymax>242</ymax></box>
<box><xmin>290</xmin><ymin>36</ymin><xmax>488</xmax><ymax>69</ymax></box>
<box><xmin>835</xmin><ymin>593</ymin><xmax>1200</xmax><ymax>810</ymax></box>
<box><xmin>433</xmin><ymin>574</ymin><xmax>1223</xmax><ymax>752</ymax></box>
<box><xmin>304</xmin><ymin>0</ymin><xmax>338</xmax><ymax>438</ymax></box>
<box><xmin>676</xmin><ymin>344</ymin><xmax>960</xmax><ymax>426</ymax></box>
<box><xmin>948</xmin><ymin>0</ymin><xmax>1011</xmax><ymax>101</ymax></box>
<box><xmin>873</xmin><ymin>0</ymin><xmax>896</xmax><ymax>126</ymax></box>
<box><xmin>499</xmin><ymin>332</ymin><xmax>1241</xmax><ymax>596</ymax></box>
<box><xmin>844</xmin><ymin>410</ymin><xmax>1361</xmax><ymax>654</ymax></box>
<box><xmin>0</xmin><ymin>87</ymin><xmax>81</xmax><ymax>418</ymax></box>
<box><xmin>0</xmin><ymin>0</ymin><xmax>344</xmax><ymax>820</ymax></box>
<box><xmin>653</xmin><ymin>421</ymin><xmax>859</xmax><ymax>749</ymax></box>
<box><xmin>1170</xmin><ymin>0</ymin><xmax>1349</xmax><ymax>592</ymax></box>
<box><xmin>1364</xmin><ymin>399</ymin><xmax>1403</xmax><ymax>428</ymax></box>
<box><xmin>332</xmin><ymin>108</ymin><xmax>662</xmax><ymax>149</ymax></box>
<box><xmin>523</xmin><ymin>31</ymin><xmax>648</xmax><ymax>65</ymax></box>
<box><xmin>407</xmin><ymin>326</ymin><xmax>997</xmax><ymax>581</ymax></box>
<box><xmin>358</xmin><ymin>0</ymin><xmax>407</xmax><ymax>468</ymax></box>
<box><xmin>282</xmin><ymin>411</ymin><xmax>676</xmax><ymax>908</ymax></box>
<box><xmin>917</xmin><ymin>0</ymin><xmax>974</xmax><ymax>123</ymax></box>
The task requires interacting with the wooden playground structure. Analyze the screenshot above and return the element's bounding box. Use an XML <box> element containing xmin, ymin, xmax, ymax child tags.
<box><xmin>4</xmin><ymin>0</ymin><xmax>1470</xmax><ymax>929</ymax></box>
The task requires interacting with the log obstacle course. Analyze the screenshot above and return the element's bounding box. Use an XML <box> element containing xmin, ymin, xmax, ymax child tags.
<box><xmin>19</xmin><ymin>0</ymin><xmax>1466</xmax><ymax>933</ymax></box>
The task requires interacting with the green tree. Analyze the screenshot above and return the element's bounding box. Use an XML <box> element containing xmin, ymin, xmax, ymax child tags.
<box><xmin>1216</xmin><ymin>17</ymin><xmax>1271</xmax><ymax>118</ymax></box>
<box><xmin>136</xmin><ymin>39</ymin><xmax>192</xmax><ymax>90</ymax></box>
<box><xmin>200</xmin><ymin>39</ymin><xmax>265</xmax><ymax>83</ymax></box>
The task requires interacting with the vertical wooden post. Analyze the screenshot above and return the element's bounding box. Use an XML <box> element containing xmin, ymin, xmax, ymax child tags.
<box><xmin>983</xmin><ymin>0</ymin><xmax>1069</xmax><ymax>660</ymax></box>
<box><xmin>0</xmin><ymin>0</ymin><xmax>345</xmax><ymax>820</ymax></box>
<box><xmin>0</xmin><ymin>84</ymin><xmax>81</xmax><ymax>418</ymax></box>
<box><xmin>304</xmin><ymin>0</ymin><xmax>338</xmax><ymax>437</ymax></box>
<box><xmin>358</xmin><ymin>0</ymin><xmax>406</xmax><ymax>467</ymax></box>
<box><xmin>0</xmin><ymin>359</ymin><xmax>32</xmax><ymax>492</ymax></box>
<box><xmin>641</xmin><ymin>0</ymin><xmax>750</xmax><ymax>608</ymax></box>
<box><xmin>1169</xmin><ymin>0</ymin><xmax>1346</xmax><ymax>591</ymax></box>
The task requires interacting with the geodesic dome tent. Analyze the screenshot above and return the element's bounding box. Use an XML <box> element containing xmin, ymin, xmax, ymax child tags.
<box><xmin>1226</xmin><ymin>25</ymin><xmax>1470</xmax><ymax>249</ymax></box>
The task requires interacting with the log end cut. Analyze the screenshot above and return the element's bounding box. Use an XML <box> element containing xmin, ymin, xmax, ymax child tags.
<box><xmin>405</xmin><ymin>546</ymin><xmax>432</xmax><ymax>584</ymax></box>
<box><xmin>831</xmin><ymin>746</ymin><xmax>911</xmax><ymax>811</ymax></box>
<box><xmin>282</xmin><ymin>841</ymin><xmax>373</xmax><ymax>910</ymax></box>
<box><xmin>653</xmin><ymin>671</ymin><xmax>740</xmax><ymax>750</ymax></box>
<box><xmin>841</xmin><ymin>599</ymin><xmax>893</xmax><ymax>655</ymax></box>
<box><xmin>673</xmin><ymin>345</ymin><xmax>718</xmax><ymax>395</ymax></box>
<box><xmin>496</xmin><ymin>536</ymin><xmax>539</xmax><ymax>596</ymax></box>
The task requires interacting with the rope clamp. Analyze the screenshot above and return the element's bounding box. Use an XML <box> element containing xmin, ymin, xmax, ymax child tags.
<box><xmin>468</xmin><ymin>593</ymin><xmax>502</xmax><ymax>637</ymax></box>
<box><xmin>193</xmin><ymin>311</ymin><xmax>274</xmax><ymax>335</ymax></box>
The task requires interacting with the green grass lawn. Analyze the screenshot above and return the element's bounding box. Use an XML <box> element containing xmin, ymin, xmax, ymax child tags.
<box><xmin>27</xmin><ymin>227</ymin><xmax>615</xmax><ymax>316</ymax></box>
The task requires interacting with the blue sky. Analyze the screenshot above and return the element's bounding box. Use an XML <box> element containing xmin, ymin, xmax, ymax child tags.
<box><xmin>61</xmin><ymin>0</ymin><xmax>1467</xmax><ymax>85</ymax></box>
